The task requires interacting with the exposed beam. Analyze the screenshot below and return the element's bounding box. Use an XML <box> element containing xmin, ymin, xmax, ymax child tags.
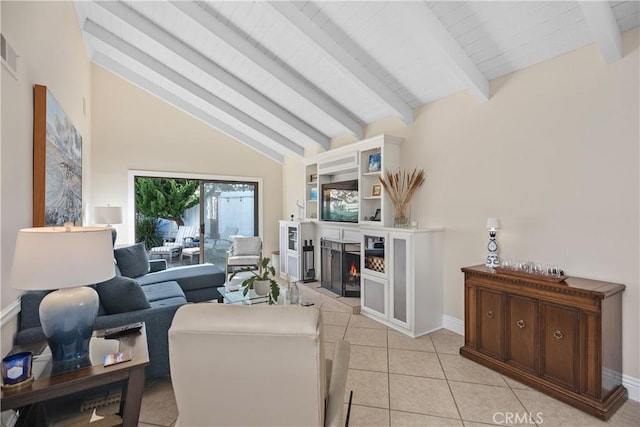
<box><xmin>83</xmin><ymin>19</ymin><xmax>305</xmax><ymax>157</ymax></box>
<box><xmin>92</xmin><ymin>52</ymin><xmax>284</xmax><ymax>163</ymax></box>
<box><xmin>579</xmin><ymin>1</ymin><xmax>623</xmax><ymax>63</ymax></box>
<box><xmin>406</xmin><ymin>2</ymin><xmax>489</xmax><ymax>102</ymax></box>
<box><xmin>170</xmin><ymin>0</ymin><xmax>364</xmax><ymax>140</ymax></box>
<box><xmin>270</xmin><ymin>1</ymin><xmax>413</xmax><ymax>125</ymax></box>
<box><xmin>96</xmin><ymin>0</ymin><xmax>327</xmax><ymax>150</ymax></box>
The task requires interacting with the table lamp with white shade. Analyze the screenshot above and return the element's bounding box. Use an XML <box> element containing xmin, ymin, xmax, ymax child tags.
<box><xmin>94</xmin><ymin>205</ymin><xmax>123</xmax><ymax>244</ymax></box>
<box><xmin>10</xmin><ymin>225</ymin><xmax>114</xmax><ymax>362</ymax></box>
<box><xmin>485</xmin><ymin>218</ymin><xmax>501</xmax><ymax>268</ymax></box>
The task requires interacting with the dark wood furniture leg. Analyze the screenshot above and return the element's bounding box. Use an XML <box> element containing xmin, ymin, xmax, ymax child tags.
<box><xmin>120</xmin><ymin>366</ymin><xmax>146</xmax><ymax>427</ymax></box>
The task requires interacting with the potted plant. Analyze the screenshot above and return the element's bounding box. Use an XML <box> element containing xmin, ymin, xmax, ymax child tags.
<box><xmin>230</xmin><ymin>257</ymin><xmax>280</xmax><ymax>303</ymax></box>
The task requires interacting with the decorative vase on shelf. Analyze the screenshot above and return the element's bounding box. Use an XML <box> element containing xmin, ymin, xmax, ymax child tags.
<box><xmin>393</xmin><ymin>204</ymin><xmax>410</xmax><ymax>228</ymax></box>
<box><xmin>379</xmin><ymin>168</ymin><xmax>425</xmax><ymax>228</ymax></box>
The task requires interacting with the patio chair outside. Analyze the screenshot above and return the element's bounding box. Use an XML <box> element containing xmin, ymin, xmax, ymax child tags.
<box><xmin>149</xmin><ymin>225</ymin><xmax>198</xmax><ymax>261</ymax></box>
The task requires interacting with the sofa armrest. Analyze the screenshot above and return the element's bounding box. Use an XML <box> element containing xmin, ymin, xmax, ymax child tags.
<box><xmin>326</xmin><ymin>339</ymin><xmax>351</xmax><ymax>427</ymax></box>
<box><xmin>149</xmin><ymin>259</ymin><xmax>167</xmax><ymax>273</ymax></box>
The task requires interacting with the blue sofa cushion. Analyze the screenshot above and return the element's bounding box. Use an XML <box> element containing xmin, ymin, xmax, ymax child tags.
<box><xmin>135</xmin><ymin>264</ymin><xmax>225</xmax><ymax>292</ymax></box>
<box><xmin>141</xmin><ymin>281</ymin><xmax>186</xmax><ymax>303</ymax></box>
<box><xmin>114</xmin><ymin>242</ymin><xmax>150</xmax><ymax>278</ymax></box>
<box><xmin>96</xmin><ymin>276</ymin><xmax>151</xmax><ymax>314</ymax></box>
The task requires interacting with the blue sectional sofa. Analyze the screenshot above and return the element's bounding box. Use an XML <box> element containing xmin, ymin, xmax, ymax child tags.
<box><xmin>15</xmin><ymin>243</ymin><xmax>226</xmax><ymax>379</ymax></box>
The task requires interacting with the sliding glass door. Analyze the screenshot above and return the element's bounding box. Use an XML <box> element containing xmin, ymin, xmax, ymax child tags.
<box><xmin>134</xmin><ymin>175</ymin><xmax>258</xmax><ymax>269</ymax></box>
<box><xmin>200</xmin><ymin>181</ymin><xmax>259</xmax><ymax>267</ymax></box>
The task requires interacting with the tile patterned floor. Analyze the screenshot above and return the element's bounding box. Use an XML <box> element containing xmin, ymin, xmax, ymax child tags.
<box><xmin>137</xmin><ymin>284</ymin><xmax>639</xmax><ymax>427</ymax></box>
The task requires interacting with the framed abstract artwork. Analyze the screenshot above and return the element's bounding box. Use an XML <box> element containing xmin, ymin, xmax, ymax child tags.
<box><xmin>368</xmin><ymin>152</ymin><xmax>381</xmax><ymax>172</ymax></box>
<box><xmin>33</xmin><ymin>84</ymin><xmax>83</xmax><ymax>226</ymax></box>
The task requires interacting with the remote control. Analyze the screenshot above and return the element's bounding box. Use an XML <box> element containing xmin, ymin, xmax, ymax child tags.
<box><xmin>102</xmin><ymin>322</ymin><xmax>144</xmax><ymax>338</ymax></box>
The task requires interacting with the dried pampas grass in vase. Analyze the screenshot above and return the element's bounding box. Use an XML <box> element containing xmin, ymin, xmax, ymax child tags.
<box><xmin>379</xmin><ymin>168</ymin><xmax>425</xmax><ymax>227</ymax></box>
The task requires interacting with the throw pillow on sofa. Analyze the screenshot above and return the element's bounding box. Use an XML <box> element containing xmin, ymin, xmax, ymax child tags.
<box><xmin>96</xmin><ymin>276</ymin><xmax>151</xmax><ymax>314</ymax></box>
<box><xmin>114</xmin><ymin>242</ymin><xmax>150</xmax><ymax>278</ymax></box>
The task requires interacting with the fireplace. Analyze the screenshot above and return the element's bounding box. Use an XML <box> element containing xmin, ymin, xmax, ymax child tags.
<box><xmin>320</xmin><ymin>238</ymin><xmax>361</xmax><ymax>297</ymax></box>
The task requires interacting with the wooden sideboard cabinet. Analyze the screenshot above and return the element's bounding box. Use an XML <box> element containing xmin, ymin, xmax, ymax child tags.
<box><xmin>460</xmin><ymin>265</ymin><xmax>627</xmax><ymax>420</ymax></box>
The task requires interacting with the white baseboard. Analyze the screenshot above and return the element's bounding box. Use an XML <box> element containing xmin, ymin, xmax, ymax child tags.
<box><xmin>0</xmin><ymin>299</ymin><xmax>20</xmax><ymax>327</ymax></box>
<box><xmin>623</xmin><ymin>373</ymin><xmax>640</xmax><ymax>402</ymax></box>
<box><xmin>441</xmin><ymin>314</ymin><xmax>639</xmax><ymax>402</ymax></box>
<box><xmin>442</xmin><ymin>314</ymin><xmax>464</xmax><ymax>336</ymax></box>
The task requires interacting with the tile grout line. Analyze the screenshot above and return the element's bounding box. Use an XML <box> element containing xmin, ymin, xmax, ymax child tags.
<box><xmin>433</xmin><ymin>338</ymin><xmax>465</xmax><ymax>424</ymax></box>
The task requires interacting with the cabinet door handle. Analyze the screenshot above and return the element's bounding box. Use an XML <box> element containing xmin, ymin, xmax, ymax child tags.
<box><xmin>553</xmin><ymin>330</ymin><xmax>564</xmax><ymax>340</ymax></box>
<box><xmin>487</xmin><ymin>310</ymin><xmax>494</xmax><ymax>319</ymax></box>
<box><xmin>516</xmin><ymin>320</ymin><xmax>526</xmax><ymax>329</ymax></box>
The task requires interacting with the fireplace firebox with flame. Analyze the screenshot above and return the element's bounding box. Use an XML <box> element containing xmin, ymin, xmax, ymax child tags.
<box><xmin>320</xmin><ymin>238</ymin><xmax>361</xmax><ymax>297</ymax></box>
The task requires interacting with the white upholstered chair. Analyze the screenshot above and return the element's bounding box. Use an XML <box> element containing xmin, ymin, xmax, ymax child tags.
<box><xmin>169</xmin><ymin>304</ymin><xmax>351</xmax><ymax>427</ymax></box>
<box><xmin>225</xmin><ymin>235</ymin><xmax>262</xmax><ymax>275</ymax></box>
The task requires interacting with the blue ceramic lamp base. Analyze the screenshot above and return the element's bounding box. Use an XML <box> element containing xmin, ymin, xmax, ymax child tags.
<box><xmin>39</xmin><ymin>286</ymin><xmax>99</xmax><ymax>362</ymax></box>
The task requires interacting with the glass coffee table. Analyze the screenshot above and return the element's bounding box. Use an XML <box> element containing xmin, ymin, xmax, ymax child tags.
<box><xmin>216</xmin><ymin>286</ymin><xmax>270</xmax><ymax>305</ymax></box>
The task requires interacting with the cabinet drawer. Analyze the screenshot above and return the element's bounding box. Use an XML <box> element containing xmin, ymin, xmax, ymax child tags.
<box><xmin>541</xmin><ymin>303</ymin><xmax>579</xmax><ymax>390</ymax></box>
<box><xmin>506</xmin><ymin>295</ymin><xmax>537</xmax><ymax>373</ymax></box>
<box><xmin>477</xmin><ymin>288</ymin><xmax>504</xmax><ymax>358</ymax></box>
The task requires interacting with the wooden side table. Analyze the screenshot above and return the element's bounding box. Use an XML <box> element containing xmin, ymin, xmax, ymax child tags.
<box><xmin>1</xmin><ymin>325</ymin><xmax>149</xmax><ymax>426</ymax></box>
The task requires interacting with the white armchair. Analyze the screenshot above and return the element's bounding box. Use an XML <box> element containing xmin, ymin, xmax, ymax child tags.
<box><xmin>225</xmin><ymin>235</ymin><xmax>262</xmax><ymax>275</ymax></box>
<box><xmin>169</xmin><ymin>304</ymin><xmax>351</xmax><ymax>427</ymax></box>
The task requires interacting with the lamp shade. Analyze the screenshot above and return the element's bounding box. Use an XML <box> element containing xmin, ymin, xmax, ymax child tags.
<box><xmin>10</xmin><ymin>226</ymin><xmax>115</xmax><ymax>291</ymax></box>
<box><xmin>486</xmin><ymin>218</ymin><xmax>501</xmax><ymax>231</ymax></box>
<box><xmin>94</xmin><ymin>206</ymin><xmax>123</xmax><ymax>225</ymax></box>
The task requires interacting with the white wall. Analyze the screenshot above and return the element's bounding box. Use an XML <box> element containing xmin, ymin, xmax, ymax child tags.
<box><xmin>90</xmin><ymin>64</ymin><xmax>282</xmax><ymax>257</ymax></box>
<box><xmin>0</xmin><ymin>1</ymin><xmax>91</xmax><ymax>322</ymax></box>
<box><xmin>283</xmin><ymin>29</ymin><xmax>640</xmax><ymax>380</ymax></box>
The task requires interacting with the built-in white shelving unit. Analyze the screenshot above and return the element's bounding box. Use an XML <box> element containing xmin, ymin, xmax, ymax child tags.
<box><xmin>283</xmin><ymin>134</ymin><xmax>444</xmax><ymax>338</ymax></box>
<box><xmin>302</xmin><ymin>134</ymin><xmax>402</xmax><ymax>226</ymax></box>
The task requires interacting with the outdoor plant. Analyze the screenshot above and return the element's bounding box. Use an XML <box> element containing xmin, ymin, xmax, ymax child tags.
<box><xmin>135</xmin><ymin>215</ymin><xmax>162</xmax><ymax>250</ymax></box>
<box><xmin>230</xmin><ymin>257</ymin><xmax>280</xmax><ymax>303</ymax></box>
<box><xmin>135</xmin><ymin>177</ymin><xmax>199</xmax><ymax>226</ymax></box>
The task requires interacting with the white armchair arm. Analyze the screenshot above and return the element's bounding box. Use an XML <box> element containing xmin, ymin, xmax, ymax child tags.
<box><xmin>326</xmin><ymin>339</ymin><xmax>351</xmax><ymax>427</ymax></box>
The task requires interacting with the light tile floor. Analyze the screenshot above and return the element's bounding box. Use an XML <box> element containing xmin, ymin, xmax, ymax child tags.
<box><xmin>137</xmin><ymin>284</ymin><xmax>639</xmax><ymax>427</ymax></box>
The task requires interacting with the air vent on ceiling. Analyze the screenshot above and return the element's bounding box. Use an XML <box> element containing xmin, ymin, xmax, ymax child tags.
<box><xmin>1</xmin><ymin>33</ymin><xmax>18</xmax><ymax>78</ymax></box>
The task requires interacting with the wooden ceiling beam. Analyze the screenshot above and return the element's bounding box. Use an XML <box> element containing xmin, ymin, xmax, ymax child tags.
<box><xmin>171</xmin><ymin>0</ymin><xmax>364</xmax><ymax>140</ymax></box>
<box><xmin>405</xmin><ymin>2</ymin><xmax>489</xmax><ymax>102</ymax></box>
<box><xmin>270</xmin><ymin>1</ymin><xmax>414</xmax><ymax>125</ymax></box>
<box><xmin>97</xmin><ymin>0</ymin><xmax>327</xmax><ymax>150</ymax></box>
<box><xmin>579</xmin><ymin>1</ymin><xmax>623</xmax><ymax>63</ymax></box>
<box><xmin>83</xmin><ymin>19</ymin><xmax>305</xmax><ymax>156</ymax></box>
<box><xmin>91</xmin><ymin>53</ymin><xmax>285</xmax><ymax>163</ymax></box>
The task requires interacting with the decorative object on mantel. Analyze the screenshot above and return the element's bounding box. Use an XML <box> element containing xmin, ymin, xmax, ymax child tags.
<box><xmin>485</xmin><ymin>218</ymin><xmax>501</xmax><ymax>268</ymax></box>
<box><xmin>378</xmin><ymin>168</ymin><xmax>425</xmax><ymax>227</ymax></box>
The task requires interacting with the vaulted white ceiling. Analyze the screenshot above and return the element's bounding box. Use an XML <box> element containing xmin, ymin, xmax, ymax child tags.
<box><xmin>74</xmin><ymin>1</ymin><xmax>640</xmax><ymax>162</ymax></box>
